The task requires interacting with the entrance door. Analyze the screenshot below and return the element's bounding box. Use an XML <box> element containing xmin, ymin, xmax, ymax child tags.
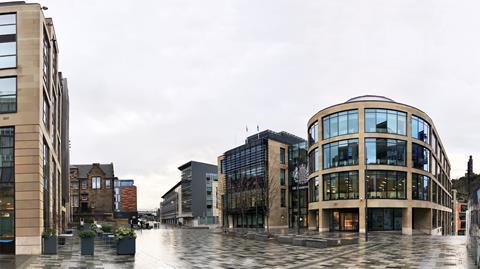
<box><xmin>331</xmin><ymin>209</ymin><xmax>359</xmax><ymax>231</ymax></box>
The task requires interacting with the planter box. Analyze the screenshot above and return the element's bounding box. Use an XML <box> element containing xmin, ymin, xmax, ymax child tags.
<box><xmin>42</xmin><ymin>237</ymin><xmax>57</xmax><ymax>254</ymax></box>
<box><xmin>117</xmin><ymin>237</ymin><xmax>136</xmax><ymax>255</ymax></box>
<box><xmin>81</xmin><ymin>237</ymin><xmax>94</xmax><ymax>255</ymax></box>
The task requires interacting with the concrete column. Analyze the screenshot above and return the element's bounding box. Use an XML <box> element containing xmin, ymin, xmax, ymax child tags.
<box><xmin>308</xmin><ymin>210</ymin><xmax>318</xmax><ymax>230</ymax></box>
<box><xmin>359</xmin><ymin>205</ymin><xmax>366</xmax><ymax>233</ymax></box>
<box><xmin>402</xmin><ymin>207</ymin><xmax>412</xmax><ymax>235</ymax></box>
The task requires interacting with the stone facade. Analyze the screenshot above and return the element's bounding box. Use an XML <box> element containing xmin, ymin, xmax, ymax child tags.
<box><xmin>0</xmin><ymin>2</ymin><xmax>69</xmax><ymax>255</ymax></box>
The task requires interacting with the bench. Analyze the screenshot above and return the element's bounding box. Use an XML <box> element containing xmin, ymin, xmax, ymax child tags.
<box><xmin>292</xmin><ymin>237</ymin><xmax>307</xmax><ymax>246</ymax></box>
<box><xmin>305</xmin><ymin>238</ymin><xmax>328</xmax><ymax>248</ymax></box>
<box><xmin>254</xmin><ymin>234</ymin><xmax>268</xmax><ymax>241</ymax></box>
<box><xmin>277</xmin><ymin>236</ymin><xmax>293</xmax><ymax>244</ymax></box>
<box><xmin>58</xmin><ymin>234</ymin><xmax>73</xmax><ymax>245</ymax></box>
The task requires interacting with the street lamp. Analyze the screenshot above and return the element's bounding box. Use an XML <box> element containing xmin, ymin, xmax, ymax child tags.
<box><xmin>293</xmin><ymin>165</ymin><xmax>308</xmax><ymax>235</ymax></box>
<box><xmin>365</xmin><ymin>158</ymin><xmax>369</xmax><ymax>242</ymax></box>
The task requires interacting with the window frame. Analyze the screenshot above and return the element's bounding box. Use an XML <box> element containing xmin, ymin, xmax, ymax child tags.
<box><xmin>364</xmin><ymin>108</ymin><xmax>407</xmax><ymax>135</ymax></box>
<box><xmin>0</xmin><ymin>12</ymin><xmax>17</xmax><ymax>70</ymax></box>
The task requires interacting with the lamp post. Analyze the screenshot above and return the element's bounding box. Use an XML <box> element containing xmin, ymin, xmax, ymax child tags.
<box><xmin>365</xmin><ymin>160</ymin><xmax>369</xmax><ymax>242</ymax></box>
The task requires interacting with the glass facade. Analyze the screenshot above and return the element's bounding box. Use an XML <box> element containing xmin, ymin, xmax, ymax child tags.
<box><xmin>308</xmin><ymin>148</ymin><xmax>319</xmax><ymax>173</ymax></box>
<box><xmin>309</xmin><ymin>176</ymin><xmax>319</xmax><ymax>202</ymax></box>
<box><xmin>0</xmin><ymin>127</ymin><xmax>14</xmax><ymax>253</ymax></box>
<box><xmin>412</xmin><ymin>143</ymin><xmax>430</xmax><ymax>172</ymax></box>
<box><xmin>366</xmin><ymin>170</ymin><xmax>406</xmax><ymax>199</ymax></box>
<box><xmin>323</xmin><ymin>171</ymin><xmax>359</xmax><ymax>200</ymax></box>
<box><xmin>368</xmin><ymin>208</ymin><xmax>402</xmax><ymax>231</ymax></box>
<box><xmin>322</xmin><ymin>139</ymin><xmax>358</xmax><ymax>169</ymax></box>
<box><xmin>308</xmin><ymin>121</ymin><xmax>318</xmax><ymax>146</ymax></box>
<box><xmin>365</xmin><ymin>109</ymin><xmax>406</xmax><ymax>135</ymax></box>
<box><xmin>411</xmin><ymin>115</ymin><xmax>430</xmax><ymax>144</ymax></box>
<box><xmin>0</xmin><ymin>14</ymin><xmax>16</xmax><ymax>69</ymax></box>
<box><xmin>0</xmin><ymin>77</ymin><xmax>16</xmax><ymax>113</ymax></box>
<box><xmin>322</xmin><ymin>110</ymin><xmax>358</xmax><ymax>139</ymax></box>
<box><xmin>412</xmin><ymin>173</ymin><xmax>430</xmax><ymax>201</ymax></box>
<box><xmin>365</xmin><ymin>138</ymin><xmax>406</xmax><ymax>166</ymax></box>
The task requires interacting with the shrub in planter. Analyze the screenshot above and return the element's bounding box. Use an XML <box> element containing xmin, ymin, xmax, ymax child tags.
<box><xmin>42</xmin><ymin>228</ymin><xmax>57</xmax><ymax>255</ymax></box>
<box><xmin>79</xmin><ymin>229</ymin><xmax>96</xmax><ymax>255</ymax></box>
<box><xmin>115</xmin><ymin>227</ymin><xmax>136</xmax><ymax>255</ymax></box>
<box><xmin>101</xmin><ymin>225</ymin><xmax>113</xmax><ymax>233</ymax></box>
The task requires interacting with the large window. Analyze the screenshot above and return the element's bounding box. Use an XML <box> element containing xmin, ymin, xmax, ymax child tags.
<box><xmin>411</xmin><ymin>115</ymin><xmax>430</xmax><ymax>144</ymax></box>
<box><xmin>0</xmin><ymin>77</ymin><xmax>15</xmax><ymax>113</ymax></box>
<box><xmin>365</xmin><ymin>109</ymin><xmax>406</xmax><ymax>135</ymax></box>
<box><xmin>43</xmin><ymin>139</ymin><xmax>50</xmax><ymax>229</ymax></box>
<box><xmin>412</xmin><ymin>143</ymin><xmax>430</xmax><ymax>172</ymax></box>
<box><xmin>280</xmin><ymin>147</ymin><xmax>286</xmax><ymax>164</ymax></box>
<box><xmin>366</xmin><ymin>170</ymin><xmax>406</xmax><ymax>199</ymax></box>
<box><xmin>280</xmin><ymin>189</ymin><xmax>286</xmax><ymax>207</ymax></box>
<box><xmin>308</xmin><ymin>148</ymin><xmax>319</xmax><ymax>173</ymax></box>
<box><xmin>0</xmin><ymin>13</ymin><xmax>16</xmax><ymax>69</ymax></box>
<box><xmin>308</xmin><ymin>122</ymin><xmax>318</xmax><ymax>146</ymax></box>
<box><xmin>92</xmin><ymin>176</ymin><xmax>101</xmax><ymax>189</ymax></box>
<box><xmin>365</xmin><ymin>138</ymin><xmax>406</xmax><ymax>166</ymax></box>
<box><xmin>43</xmin><ymin>92</ymin><xmax>50</xmax><ymax>129</ymax></box>
<box><xmin>322</xmin><ymin>110</ymin><xmax>358</xmax><ymax>139</ymax></box>
<box><xmin>323</xmin><ymin>139</ymin><xmax>358</xmax><ymax>169</ymax></box>
<box><xmin>309</xmin><ymin>176</ymin><xmax>319</xmax><ymax>202</ymax></box>
<box><xmin>412</xmin><ymin>173</ymin><xmax>430</xmax><ymax>201</ymax></box>
<box><xmin>323</xmin><ymin>171</ymin><xmax>359</xmax><ymax>200</ymax></box>
<box><xmin>0</xmin><ymin>127</ymin><xmax>14</xmax><ymax>244</ymax></box>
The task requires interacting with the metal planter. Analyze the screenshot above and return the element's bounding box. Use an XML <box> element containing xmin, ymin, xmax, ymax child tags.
<box><xmin>42</xmin><ymin>236</ymin><xmax>57</xmax><ymax>255</ymax></box>
<box><xmin>116</xmin><ymin>237</ymin><xmax>136</xmax><ymax>255</ymax></box>
<box><xmin>81</xmin><ymin>237</ymin><xmax>95</xmax><ymax>255</ymax></box>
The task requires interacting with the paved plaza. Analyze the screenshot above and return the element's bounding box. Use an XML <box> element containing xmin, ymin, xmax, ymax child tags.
<box><xmin>0</xmin><ymin>228</ymin><xmax>476</xmax><ymax>268</ymax></box>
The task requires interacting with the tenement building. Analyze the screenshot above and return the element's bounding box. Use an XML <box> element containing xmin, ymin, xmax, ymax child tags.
<box><xmin>307</xmin><ymin>95</ymin><xmax>452</xmax><ymax>235</ymax></box>
<box><xmin>0</xmin><ymin>2</ymin><xmax>70</xmax><ymax>254</ymax></box>
<box><xmin>70</xmin><ymin>163</ymin><xmax>116</xmax><ymax>222</ymax></box>
<box><xmin>218</xmin><ymin>130</ymin><xmax>306</xmax><ymax>230</ymax></box>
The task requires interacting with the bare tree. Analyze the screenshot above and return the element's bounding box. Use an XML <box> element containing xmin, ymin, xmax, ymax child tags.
<box><xmin>257</xmin><ymin>173</ymin><xmax>280</xmax><ymax>236</ymax></box>
<box><xmin>235</xmin><ymin>176</ymin><xmax>252</xmax><ymax>232</ymax></box>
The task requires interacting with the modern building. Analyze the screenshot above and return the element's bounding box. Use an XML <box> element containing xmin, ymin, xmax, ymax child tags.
<box><xmin>70</xmin><ymin>163</ymin><xmax>116</xmax><ymax>222</ymax></box>
<box><xmin>113</xmin><ymin>179</ymin><xmax>138</xmax><ymax>219</ymax></box>
<box><xmin>160</xmin><ymin>181</ymin><xmax>181</xmax><ymax>224</ymax></box>
<box><xmin>178</xmin><ymin>161</ymin><xmax>218</xmax><ymax>226</ymax></box>
<box><xmin>218</xmin><ymin>130</ymin><xmax>306</xmax><ymax>231</ymax></box>
<box><xmin>0</xmin><ymin>2</ymin><xmax>70</xmax><ymax>254</ymax></box>
<box><xmin>307</xmin><ymin>95</ymin><xmax>452</xmax><ymax>235</ymax></box>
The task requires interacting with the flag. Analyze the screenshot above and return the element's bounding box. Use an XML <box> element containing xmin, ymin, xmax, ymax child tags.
<box><xmin>257</xmin><ymin>125</ymin><xmax>259</xmax><ymax>132</ymax></box>
<box><xmin>246</xmin><ymin>125</ymin><xmax>248</xmax><ymax>132</ymax></box>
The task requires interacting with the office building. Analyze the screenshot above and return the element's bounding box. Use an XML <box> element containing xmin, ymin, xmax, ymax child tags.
<box><xmin>113</xmin><ymin>179</ymin><xmax>138</xmax><ymax>219</ymax></box>
<box><xmin>307</xmin><ymin>95</ymin><xmax>452</xmax><ymax>235</ymax></box>
<box><xmin>0</xmin><ymin>2</ymin><xmax>70</xmax><ymax>254</ymax></box>
<box><xmin>218</xmin><ymin>130</ymin><xmax>306</xmax><ymax>230</ymax></box>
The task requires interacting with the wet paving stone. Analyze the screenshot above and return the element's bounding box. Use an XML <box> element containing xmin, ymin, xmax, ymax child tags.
<box><xmin>0</xmin><ymin>229</ymin><xmax>476</xmax><ymax>268</ymax></box>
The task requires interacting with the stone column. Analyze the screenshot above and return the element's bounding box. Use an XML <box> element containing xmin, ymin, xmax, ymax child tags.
<box><xmin>319</xmin><ymin>209</ymin><xmax>329</xmax><ymax>232</ymax></box>
<box><xmin>402</xmin><ymin>207</ymin><xmax>412</xmax><ymax>235</ymax></box>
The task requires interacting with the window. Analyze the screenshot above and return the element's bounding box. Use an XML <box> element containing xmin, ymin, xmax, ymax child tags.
<box><xmin>432</xmin><ymin>181</ymin><xmax>438</xmax><ymax>204</ymax></box>
<box><xmin>280</xmin><ymin>148</ymin><xmax>286</xmax><ymax>164</ymax></box>
<box><xmin>72</xmin><ymin>195</ymin><xmax>79</xmax><ymax>207</ymax></box>
<box><xmin>308</xmin><ymin>148</ymin><xmax>319</xmax><ymax>173</ymax></box>
<box><xmin>81</xmin><ymin>180</ymin><xmax>87</xmax><ymax>189</ymax></box>
<box><xmin>309</xmin><ymin>176</ymin><xmax>319</xmax><ymax>202</ymax></box>
<box><xmin>308</xmin><ymin>122</ymin><xmax>318</xmax><ymax>146</ymax></box>
<box><xmin>0</xmin><ymin>77</ymin><xmax>16</xmax><ymax>113</ymax></box>
<box><xmin>411</xmin><ymin>115</ymin><xmax>430</xmax><ymax>144</ymax></box>
<box><xmin>43</xmin><ymin>91</ymin><xmax>50</xmax><ymax>129</ymax></box>
<box><xmin>412</xmin><ymin>143</ymin><xmax>430</xmax><ymax>172</ymax></box>
<box><xmin>412</xmin><ymin>173</ymin><xmax>430</xmax><ymax>201</ymax></box>
<box><xmin>81</xmin><ymin>194</ymin><xmax>88</xmax><ymax>201</ymax></box>
<box><xmin>92</xmin><ymin>176</ymin><xmax>101</xmax><ymax>189</ymax></box>
<box><xmin>280</xmin><ymin>189</ymin><xmax>286</xmax><ymax>207</ymax></box>
<box><xmin>322</xmin><ymin>110</ymin><xmax>358</xmax><ymax>139</ymax></box>
<box><xmin>71</xmin><ymin>181</ymin><xmax>79</xmax><ymax>190</ymax></box>
<box><xmin>366</xmin><ymin>170</ymin><xmax>406</xmax><ymax>199</ymax></box>
<box><xmin>0</xmin><ymin>127</ymin><xmax>14</xmax><ymax>240</ymax></box>
<box><xmin>105</xmin><ymin>179</ymin><xmax>111</xmax><ymax>188</ymax></box>
<box><xmin>0</xmin><ymin>13</ymin><xmax>16</xmax><ymax>69</ymax></box>
<box><xmin>323</xmin><ymin>171</ymin><xmax>359</xmax><ymax>200</ymax></box>
<box><xmin>365</xmin><ymin>138</ymin><xmax>406</xmax><ymax>166</ymax></box>
<box><xmin>323</xmin><ymin>139</ymin><xmax>359</xmax><ymax>169</ymax></box>
<box><xmin>432</xmin><ymin>132</ymin><xmax>438</xmax><ymax>155</ymax></box>
<box><xmin>280</xmin><ymin>169</ymin><xmax>286</xmax><ymax>186</ymax></box>
<box><xmin>365</xmin><ymin>109</ymin><xmax>406</xmax><ymax>135</ymax></box>
<box><xmin>43</xmin><ymin>29</ymin><xmax>50</xmax><ymax>87</ymax></box>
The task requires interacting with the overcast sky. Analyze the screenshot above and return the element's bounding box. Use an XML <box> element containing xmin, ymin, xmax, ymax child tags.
<box><xmin>34</xmin><ymin>0</ymin><xmax>480</xmax><ymax>210</ymax></box>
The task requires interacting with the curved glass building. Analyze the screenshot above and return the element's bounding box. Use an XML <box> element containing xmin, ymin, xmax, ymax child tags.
<box><xmin>307</xmin><ymin>95</ymin><xmax>452</xmax><ymax>235</ymax></box>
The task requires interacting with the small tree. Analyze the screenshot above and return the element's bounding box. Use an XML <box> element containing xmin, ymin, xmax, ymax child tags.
<box><xmin>235</xmin><ymin>176</ymin><xmax>252</xmax><ymax>232</ymax></box>
<box><xmin>258</xmin><ymin>173</ymin><xmax>280</xmax><ymax>235</ymax></box>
